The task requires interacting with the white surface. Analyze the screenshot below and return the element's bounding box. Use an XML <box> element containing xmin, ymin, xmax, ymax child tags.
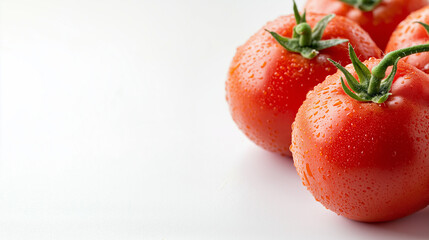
<box><xmin>0</xmin><ymin>0</ymin><xmax>428</xmax><ymax>239</ymax></box>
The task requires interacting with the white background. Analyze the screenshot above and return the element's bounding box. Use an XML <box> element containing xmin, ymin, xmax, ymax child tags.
<box><xmin>0</xmin><ymin>0</ymin><xmax>428</xmax><ymax>239</ymax></box>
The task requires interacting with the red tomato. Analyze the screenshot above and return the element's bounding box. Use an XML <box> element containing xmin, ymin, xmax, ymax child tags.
<box><xmin>226</xmin><ymin>13</ymin><xmax>381</xmax><ymax>156</ymax></box>
<box><xmin>386</xmin><ymin>6</ymin><xmax>429</xmax><ymax>73</ymax></box>
<box><xmin>291</xmin><ymin>58</ymin><xmax>429</xmax><ymax>222</ymax></box>
<box><xmin>305</xmin><ymin>0</ymin><xmax>428</xmax><ymax>49</ymax></box>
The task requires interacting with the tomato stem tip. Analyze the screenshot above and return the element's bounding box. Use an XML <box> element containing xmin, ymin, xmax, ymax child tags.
<box><xmin>339</xmin><ymin>0</ymin><xmax>382</xmax><ymax>12</ymax></box>
<box><xmin>266</xmin><ymin>0</ymin><xmax>348</xmax><ymax>59</ymax></box>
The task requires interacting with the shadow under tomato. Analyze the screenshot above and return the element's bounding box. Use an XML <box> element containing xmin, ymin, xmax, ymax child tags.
<box><xmin>238</xmin><ymin>147</ymin><xmax>299</xmax><ymax>189</ymax></box>
<box><xmin>234</xmin><ymin>147</ymin><xmax>314</xmax><ymax>232</ymax></box>
<box><xmin>236</xmin><ymin>146</ymin><xmax>303</xmax><ymax>204</ymax></box>
<box><xmin>238</xmin><ymin>147</ymin><xmax>429</xmax><ymax>239</ymax></box>
<box><xmin>367</xmin><ymin>206</ymin><xmax>429</xmax><ymax>238</ymax></box>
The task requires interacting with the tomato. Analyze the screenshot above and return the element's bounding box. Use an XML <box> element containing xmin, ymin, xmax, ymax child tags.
<box><xmin>386</xmin><ymin>6</ymin><xmax>429</xmax><ymax>73</ymax></box>
<box><xmin>226</xmin><ymin>11</ymin><xmax>381</xmax><ymax>156</ymax></box>
<box><xmin>305</xmin><ymin>0</ymin><xmax>428</xmax><ymax>49</ymax></box>
<box><xmin>291</xmin><ymin>45</ymin><xmax>429</xmax><ymax>222</ymax></box>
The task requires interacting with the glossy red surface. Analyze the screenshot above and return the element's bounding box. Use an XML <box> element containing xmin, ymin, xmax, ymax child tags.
<box><xmin>386</xmin><ymin>6</ymin><xmax>429</xmax><ymax>74</ymax></box>
<box><xmin>226</xmin><ymin>13</ymin><xmax>381</xmax><ymax>156</ymax></box>
<box><xmin>292</xmin><ymin>59</ymin><xmax>429</xmax><ymax>222</ymax></box>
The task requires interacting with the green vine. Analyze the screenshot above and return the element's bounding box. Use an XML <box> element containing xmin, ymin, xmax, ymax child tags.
<box><xmin>330</xmin><ymin>42</ymin><xmax>429</xmax><ymax>103</ymax></box>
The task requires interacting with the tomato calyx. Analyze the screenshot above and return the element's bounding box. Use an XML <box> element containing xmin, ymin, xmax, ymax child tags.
<box><xmin>266</xmin><ymin>1</ymin><xmax>348</xmax><ymax>59</ymax></box>
<box><xmin>339</xmin><ymin>0</ymin><xmax>382</xmax><ymax>12</ymax></box>
<box><xmin>329</xmin><ymin>42</ymin><xmax>429</xmax><ymax>103</ymax></box>
<box><xmin>329</xmin><ymin>44</ymin><xmax>398</xmax><ymax>103</ymax></box>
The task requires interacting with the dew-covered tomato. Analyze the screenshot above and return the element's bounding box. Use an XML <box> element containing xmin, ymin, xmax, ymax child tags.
<box><xmin>226</xmin><ymin>8</ymin><xmax>381</xmax><ymax>156</ymax></box>
<box><xmin>386</xmin><ymin>6</ymin><xmax>429</xmax><ymax>73</ymax></box>
<box><xmin>291</xmin><ymin>45</ymin><xmax>429</xmax><ymax>222</ymax></box>
<box><xmin>305</xmin><ymin>0</ymin><xmax>428</xmax><ymax>49</ymax></box>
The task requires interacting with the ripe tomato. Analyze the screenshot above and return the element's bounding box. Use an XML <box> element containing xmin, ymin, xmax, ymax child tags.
<box><xmin>305</xmin><ymin>0</ymin><xmax>428</xmax><ymax>49</ymax></box>
<box><xmin>291</xmin><ymin>48</ymin><xmax>429</xmax><ymax>221</ymax></box>
<box><xmin>386</xmin><ymin>6</ymin><xmax>429</xmax><ymax>73</ymax></box>
<box><xmin>226</xmin><ymin>13</ymin><xmax>381</xmax><ymax>156</ymax></box>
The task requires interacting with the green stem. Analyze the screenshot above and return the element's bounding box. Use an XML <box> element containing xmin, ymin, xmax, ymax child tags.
<box><xmin>339</xmin><ymin>0</ymin><xmax>381</xmax><ymax>12</ymax></box>
<box><xmin>295</xmin><ymin>23</ymin><xmax>312</xmax><ymax>47</ymax></box>
<box><xmin>339</xmin><ymin>0</ymin><xmax>356</xmax><ymax>5</ymax></box>
<box><xmin>368</xmin><ymin>44</ymin><xmax>429</xmax><ymax>95</ymax></box>
<box><xmin>267</xmin><ymin>1</ymin><xmax>348</xmax><ymax>59</ymax></box>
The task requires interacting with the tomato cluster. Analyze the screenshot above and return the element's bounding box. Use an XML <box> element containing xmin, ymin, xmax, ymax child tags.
<box><xmin>305</xmin><ymin>0</ymin><xmax>428</xmax><ymax>49</ymax></box>
<box><xmin>226</xmin><ymin>12</ymin><xmax>380</xmax><ymax>156</ymax></box>
<box><xmin>226</xmin><ymin>0</ymin><xmax>429</xmax><ymax>222</ymax></box>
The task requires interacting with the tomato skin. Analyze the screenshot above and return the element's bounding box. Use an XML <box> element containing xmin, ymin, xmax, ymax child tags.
<box><xmin>305</xmin><ymin>0</ymin><xmax>428</xmax><ymax>50</ymax></box>
<box><xmin>226</xmin><ymin>14</ymin><xmax>381</xmax><ymax>156</ymax></box>
<box><xmin>386</xmin><ymin>6</ymin><xmax>429</xmax><ymax>74</ymax></box>
<box><xmin>291</xmin><ymin>59</ymin><xmax>429</xmax><ymax>222</ymax></box>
